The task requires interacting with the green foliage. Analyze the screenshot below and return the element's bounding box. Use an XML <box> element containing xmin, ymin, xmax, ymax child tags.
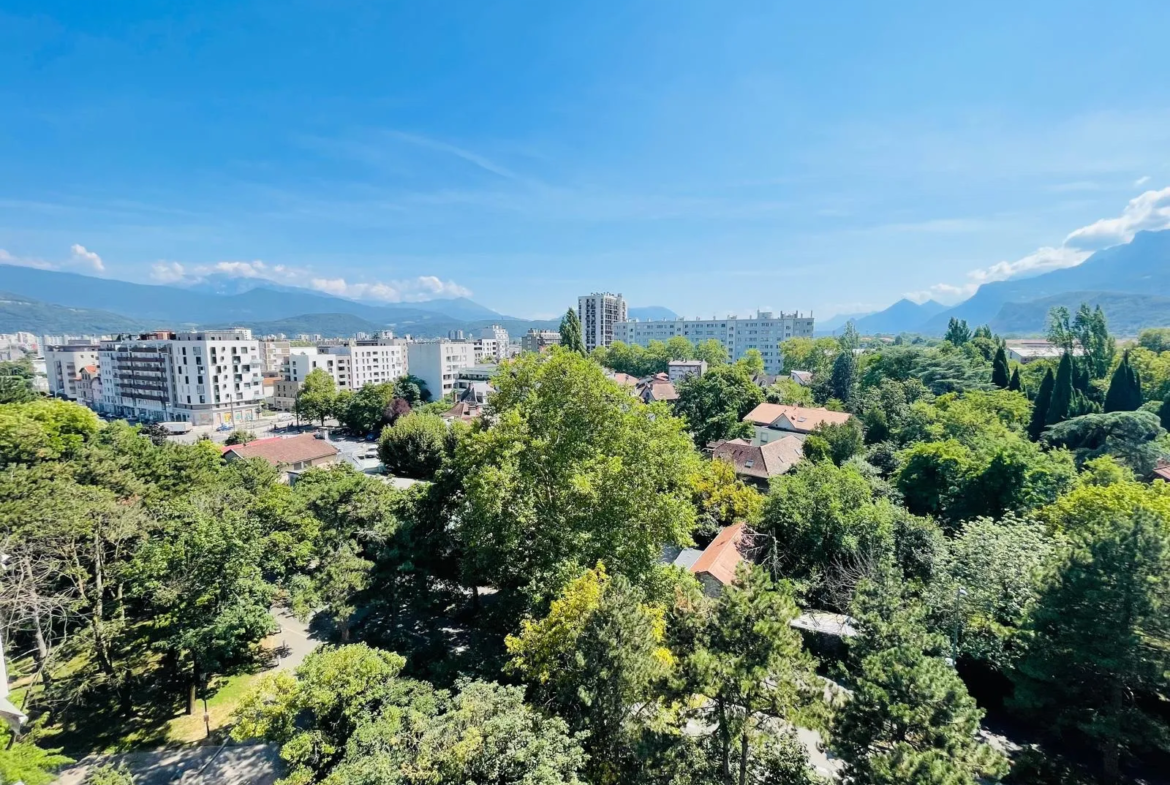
<box><xmin>685</xmin><ymin>564</ymin><xmax>820</xmax><ymax>785</ymax></box>
<box><xmin>759</xmin><ymin>460</ymin><xmax>910</xmax><ymax>605</ymax></box>
<box><xmin>804</xmin><ymin>419</ymin><xmax>864</xmax><ymax>466</ymax></box>
<box><xmin>1008</xmin><ymin>366</ymin><xmax>1023</xmax><ymax>393</ymax></box>
<box><xmin>1104</xmin><ymin>350</ymin><xmax>1142</xmax><ymax>413</ymax></box>
<box><xmin>234</xmin><ymin>644</ymin><xmax>586</xmax><ymax>785</ymax></box>
<box><xmin>0</xmin><ymin>398</ymin><xmax>101</xmax><ymax>466</ymax></box>
<box><xmin>456</xmin><ymin>350</ymin><xmax>701</xmax><ymax>606</ymax></box>
<box><xmin>84</xmin><ymin>761</ymin><xmax>136</xmax><ymax>784</ymax></box>
<box><xmin>675</xmin><ymin>364</ymin><xmax>764</xmax><ymax>446</ymax></box>
<box><xmin>943</xmin><ymin>317</ymin><xmax>972</xmax><ymax>347</ymax></box>
<box><xmin>506</xmin><ymin>564</ymin><xmax>671</xmax><ymax>782</ymax></box>
<box><xmin>337</xmin><ymin>381</ymin><xmax>396</xmax><ymax>435</ymax></box>
<box><xmin>1160</xmin><ymin>397</ymin><xmax>1170</xmax><ymax>432</ymax></box>
<box><xmin>834</xmin><ymin>572</ymin><xmax>1008</xmax><ymax>785</ymax></box>
<box><xmin>131</xmin><ymin>491</ymin><xmax>276</xmax><ymax>694</ymax></box>
<box><xmin>394</xmin><ymin>373</ymin><xmax>431</xmax><ymax>405</ymax></box>
<box><xmin>695</xmin><ymin>338</ymin><xmax>731</xmax><ymax>367</ymax></box>
<box><xmin>738</xmin><ymin>348</ymin><xmax>766</xmax><ymax>378</ymax></box>
<box><xmin>377</xmin><ymin>412</ymin><xmax>452</xmax><ymax>480</ymax></box>
<box><xmin>0</xmin><ymin>738</ymin><xmax>72</xmax><ymax>785</ymax></box>
<box><xmin>1012</xmin><ymin>509</ymin><xmax>1170</xmax><ymax>780</ymax></box>
<box><xmin>927</xmin><ymin>516</ymin><xmax>1056</xmax><ymax>672</ymax></box>
<box><xmin>295</xmin><ymin>367</ymin><xmax>338</xmax><ymax>425</ymax></box>
<box><xmin>560</xmin><ymin>307</ymin><xmax>586</xmax><ymax>355</ymax></box>
<box><xmin>0</xmin><ymin>355</ymin><xmax>39</xmax><ymax>403</ymax></box>
<box><xmin>829</xmin><ymin>348</ymin><xmax>857</xmax><ymax>405</ymax></box>
<box><xmin>992</xmin><ymin>345</ymin><xmax>1010</xmax><ymax>388</ymax></box>
<box><xmin>780</xmin><ymin>337</ymin><xmax>838</xmax><ymax>375</ymax></box>
<box><xmin>1138</xmin><ymin>327</ymin><xmax>1170</xmax><ymax>354</ymax></box>
<box><xmin>224</xmin><ymin>428</ymin><xmax>257</xmax><ymax>445</ymax></box>
<box><xmin>1027</xmin><ymin>368</ymin><xmax>1054</xmax><ymax>441</ymax></box>
<box><xmin>1046</xmin><ymin>353</ymin><xmax>1075</xmax><ymax>425</ymax></box>
<box><xmin>1042</xmin><ymin>410</ymin><xmax>1167</xmax><ymax>476</ymax></box>
<box><xmin>764</xmin><ymin>377</ymin><xmax>814</xmax><ymax>406</ymax></box>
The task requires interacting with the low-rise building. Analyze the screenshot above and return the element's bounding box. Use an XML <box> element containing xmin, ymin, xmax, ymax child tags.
<box><xmin>668</xmin><ymin>359</ymin><xmax>707</xmax><ymax>383</ymax></box>
<box><xmin>521</xmin><ymin>329</ymin><xmax>561</xmax><ymax>354</ymax></box>
<box><xmin>710</xmin><ymin>435</ymin><xmax>804</xmax><ymax>483</ymax></box>
<box><xmin>1005</xmin><ymin>340</ymin><xmax>1083</xmax><ymax>364</ymax></box>
<box><xmin>44</xmin><ymin>343</ymin><xmax>100</xmax><ymax>399</ymax></box>
<box><xmin>742</xmin><ymin>403</ymin><xmax>852</xmax><ymax>446</ymax></box>
<box><xmin>636</xmin><ymin>373</ymin><xmax>678</xmax><ymax>403</ymax></box>
<box><xmin>221</xmin><ymin>433</ymin><xmax>339</xmax><ymax>480</ymax></box>
<box><xmin>689</xmin><ymin>524</ymin><xmax>747</xmax><ymax>597</ymax></box>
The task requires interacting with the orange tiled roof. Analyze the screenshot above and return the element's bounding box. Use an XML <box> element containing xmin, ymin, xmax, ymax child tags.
<box><xmin>690</xmin><ymin>523</ymin><xmax>746</xmax><ymax>586</ymax></box>
<box><xmin>712</xmin><ymin>435</ymin><xmax>803</xmax><ymax>479</ymax></box>
<box><xmin>222</xmin><ymin>433</ymin><xmax>338</xmax><ymax>467</ymax></box>
<box><xmin>742</xmin><ymin>403</ymin><xmax>851</xmax><ymax>433</ymax></box>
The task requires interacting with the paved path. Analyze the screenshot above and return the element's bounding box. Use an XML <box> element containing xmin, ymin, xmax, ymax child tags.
<box><xmin>269</xmin><ymin>606</ymin><xmax>323</xmax><ymax>672</ymax></box>
<box><xmin>58</xmin><ymin>743</ymin><xmax>282</xmax><ymax>785</ymax></box>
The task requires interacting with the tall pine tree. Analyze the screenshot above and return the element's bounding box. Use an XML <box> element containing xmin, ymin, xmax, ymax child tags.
<box><xmin>1009</xmin><ymin>367</ymin><xmax>1024</xmax><ymax>394</ymax></box>
<box><xmin>559</xmin><ymin>307</ymin><xmax>586</xmax><ymax>356</ymax></box>
<box><xmin>1028</xmin><ymin>368</ymin><xmax>1055</xmax><ymax>441</ymax></box>
<box><xmin>1159</xmin><ymin>397</ymin><xmax>1170</xmax><ymax>432</ymax></box>
<box><xmin>1105</xmin><ymin>351</ymin><xmax>1143</xmax><ymax>413</ymax></box>
<box><xmin>1046</xmin><ymin>353</ymin><xmax>1074</xmax><ymax>426</ymax></box>
<box><xmin>991</xmin><ymin>346</ymin><xmax>1010</xmax><ymax>388</ymax></box>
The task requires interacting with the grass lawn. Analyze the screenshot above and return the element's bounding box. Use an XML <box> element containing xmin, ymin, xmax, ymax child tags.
<box><xmin>165</xmin><ymin>671</ymin><xmax>263</xmax><ymax>744</ymax></box>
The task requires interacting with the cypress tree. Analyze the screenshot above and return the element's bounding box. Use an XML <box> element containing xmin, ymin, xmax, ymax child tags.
<box><xmin>991</xmin><ymin>346</ymin><xmax>1010</xmax><ymax>388</ymax></box>
<box><xmin>559</xmin><ymin>307</ymin><xmax>586</xmax><ymax>356</ymax></box>
<box><xmin>1159</xmin><ymin>397</ymin><xmax>1170</xmax><ymax>431</ymax></box>
<box><xmin>1008</xmin><ymin>367</ymin><xmax>1024</xmax><ymax>394</ymax></box>
<box><xmin>1104</xmin><ymin>351</ymin><xmax>1143</xmax><ymax>412</ymax></box>
<box><xmin>1028</xmin><ymin>368</ymin><xmax>1055</xmax><ymax>441</ymax></box>
<box><xmin>1046</xmin><ymin>353</ymin><xmax>1074</xmax><ymax>425</ymax></box>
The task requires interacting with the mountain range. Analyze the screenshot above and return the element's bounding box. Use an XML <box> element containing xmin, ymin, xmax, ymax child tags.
<box><xmin>828</xmin><ymin>229</ymin><xmax>1170</xmax><ymax>336</ymax></box>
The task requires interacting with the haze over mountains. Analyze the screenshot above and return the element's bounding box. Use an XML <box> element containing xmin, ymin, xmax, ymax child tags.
<box><xmin>819</xmin><ymin>229</ymin><xmax>1170</xmax><ymax>336</ymax></box>
<box><xmin>2</xmin><ymin>228</ymin><xmax>1168</xmax><ymax>337</ymax></box>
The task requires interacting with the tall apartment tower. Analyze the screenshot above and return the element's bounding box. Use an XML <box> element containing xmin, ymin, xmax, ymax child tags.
<box><xmin>577</xmin><ymin>292</ymin><xmax>627</xmax><ymax>354</ymax></box>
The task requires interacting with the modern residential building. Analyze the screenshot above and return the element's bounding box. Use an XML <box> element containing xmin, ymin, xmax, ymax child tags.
<box><xmin>406</xmin><ymin>340</ymin><xmax>475</xmax><ymax>400</ymax></box>
<box><xmin>275</xmin><ymin>339</ymin><xmax>409</xmax><ymax>410</ymax></box>
<box><xmin>667</xmin><ymin>359</ymin><xmax>707</xmax><ymax>383</ymax></box>
<box><xmin>44</xmin><ymin>342</ymin><xmax>101</xmax><ymax>399</ymax></box>
<box><xmin>97</xmin><ymin>329</ymin><xmax>265</xmax><ymax>426</ymax></box>
<box><xmin>521</xmin><ymin>329</ymin><xmax>561</xmax><ymax>354</ymax></box>
<box><xmin>471</xmin><ymin>338</ymin><xmax>503</xmax><ymax>363</ymax></box>
<box><xmin>578</xmin><ymin>292</ymin><xmax>627</xmax><ymax>353</ymax></box>
<box><xmin>478</xmin><ymin>325</ymin><xmax>509</xmax><ymax>355</ymax></box>
<box><xmin>258</xmin><ymin>339</ymin><xmax>292</xmax><ymax>374</ymax></box>
<box><xmin>614</xmin><ymin>310</ymin><xmax>814</xmax><ymax>374</ymax></box>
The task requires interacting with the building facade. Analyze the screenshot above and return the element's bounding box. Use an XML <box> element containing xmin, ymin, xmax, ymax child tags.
<box><xmin>44</xmin><ymin>343</ymin><xmax>101</xmax><ymax>399</ymax></box>
<box><xmin>521</xmin><ymin>329</ymin><xmax>561</xmax><ymax>354</ymax></box>
<box><xmin>406</xmin><ymin>341</ymin><xmax>475</xmax><ymax>401</ymax></box>
<box><xmin>97</xmin><ymin>329</ymin><xmax>265</xmax><ymax>426</ymax></box>
<box><xmin>258</xmin><ymin>339</ymin><xmax>292</xmax><ymax>375</ymax></box>
<box><xmin>275</xmin><ymin>339</ymin><xmax>410</xmax><ymax>410</ymax></box>
<box><xmin>615</xmin><ymin>311</ymin><xmax>814</xmax><ymax>374</ymax></box>
<box><xmin>578</xmin><ymin>292</ymin><xmax>627</xmax><ymax>354</ymax></box>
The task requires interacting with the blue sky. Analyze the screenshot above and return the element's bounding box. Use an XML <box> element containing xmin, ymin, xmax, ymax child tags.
<box><xmin>3</xmin><ymin>1</ymin><xmax>1170</xmax><ymax>320</ymax></box>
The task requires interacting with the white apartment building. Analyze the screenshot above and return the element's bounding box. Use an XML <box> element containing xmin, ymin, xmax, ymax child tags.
<box><xmin>668</xmin><ymin>359</ymin><xmax>708</xmax><ymax>383</ymax></box>
<box><xmin>614</xmin><ymin>311</ymin><xmax>815</xmax><ymax>374</ymax></box>
<box><xmin>471</xmin><ymin>338</ymin><xmax>502</xmax><ymax>363</ymax></box>
<box><xmin>98</xmin><ymin>329</ymin><xmax>265</xmax><ymax>426</ymax></box>
<box><xmin>407</xmin><ymin>341</ymin><xmax>475</xmax><ymax>401</ymax></box>
<box><xmin>44</xmin><ymin>343</ymin><xmax>101</xmax><ymax>399</ymax></box>
<box><xmin>477</xmin><ymin>325</ymin><xmax>509</xmax><ymax>359</ymax></box>
<box><xmin>578</xmin><ymin>292</ymin><xmax>627</xmax><ymax>354</ymax></box>
<box><xmin>275</xmin><ymin>340</ymin><xmax>409</xmax><ymax>410</ymax></box>
<box><xmin>258</xmin><ymin>339</ymin><xmax>291</xmax><ymax>375</ymax></box>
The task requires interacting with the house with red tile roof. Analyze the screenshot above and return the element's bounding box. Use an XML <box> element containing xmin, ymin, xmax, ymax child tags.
<box><xmin>636</xmin><ymin>372</ymin><xmax>679</xmax><ymax>403</ymax></box>
<box><xmin>689</xmin><ymin>523</ymin><xmax>747</xmax><ymax>597</ymax></box>
<box><xmin>742</xmin><ymin>403</ymin><xmax>852</xmax><ymax>445</ymax></box>
<box><xmin>710</xmin><ymin>435</ymin><xmax>804</xmax><ymax>483</ymax></box>
<box><xmin>222</xmin><ymin>433</ymin><xmax>339</xmax><ymax>480</ymax></box>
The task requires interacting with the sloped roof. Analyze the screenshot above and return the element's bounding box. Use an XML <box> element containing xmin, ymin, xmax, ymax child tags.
<box><xmin>712</xmin><ymin>435</ymin><xmax>803</xmax><ymax>479</ymax></box>
<box><xmin>223</xmin><ymin>433</ymin><xmax>339</xmax><ymax>467</ymax></box>
<box><xmin>742</xmin><ymin>403</ymin><xmax>851</xmax><ymax>433</ymax></box>
<box><xmin>690</xmin><ymin>523</ymin><xmax>746</xmax><ymax>586</ymax></box>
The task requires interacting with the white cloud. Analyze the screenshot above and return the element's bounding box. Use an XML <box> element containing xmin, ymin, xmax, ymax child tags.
<box><xmin>907</xmin><ymin>186</ymin><xmax>1168</xmax><ymax>303</ymax></box>
<box><xmin>150</xmin><ymin>261</ymin><xmax>187</xmax><ymax>283</ymax></box>
<box><xmin>0</xmin><ymin>249</ymin><xmax>56</xmax><ymax>270</ymax></box>
<box><xmin>1135</xmin><ymin>175</ymin><xmax>1151</xmax><ymax>187</ymax></box>
<box><xmin>210</xmin><ymin>260</ymin><xmax>270</xmax><ymax>278</ymax></box>
<box><xmin>309</xmin><ymin>276</ymin><xmax>472</xmax><ymax>302</ymax></box>
<box><xmin>70</xmin><ymin>244</ymin><xmax>104</xmax><ymax>272</ymax></box>
<box><xmin>1064</xmin><ymin>186</ymin><xmax>1170</xmax><ymax>250</ymax></box>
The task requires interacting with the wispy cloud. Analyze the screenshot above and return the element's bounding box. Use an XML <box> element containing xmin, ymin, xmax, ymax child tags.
<box><xmin>149</xmin><ymin>257</ymin><xmax>472</xmax><ymax>303</ymax></box>
<box><xmin>1135</xmin><ymin>175</ymin><xmax>1151</xmax><ymax>187</ymax></box>
<box><xmin>69</xmin><ymin>243</ymin><xmax>104</xmax><ymax>272</ymax></box>
<box><xmin>0</xmin><ymin>249</ymin><xmax>55</xmax><ymax>270</ymax></box>
<box><xmin>386</xmin><ymin>130</ymin><xmax>520</xmax><ymax>181</ymax></box>
<box><xmin>907</xmin><ymin>186</ymin><xmax>1169</xmax><ymax>304</ymax></box>
<box><xmin>0</xmin><ymin>244</ymin><xmax>106</xmax><ymax>273</ymax></box>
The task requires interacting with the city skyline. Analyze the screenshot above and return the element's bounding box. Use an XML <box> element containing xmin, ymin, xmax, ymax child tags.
<box><xmin>3</xmin><ymin>2</ymin><xmax>1170</xmax><ymax>320</ymax></box>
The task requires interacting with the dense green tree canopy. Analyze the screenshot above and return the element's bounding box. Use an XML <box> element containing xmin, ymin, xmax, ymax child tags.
<box><xmin>675</xmin><ymin>364</ymin><xmax>763</xmax><ymax>447</ymax></box>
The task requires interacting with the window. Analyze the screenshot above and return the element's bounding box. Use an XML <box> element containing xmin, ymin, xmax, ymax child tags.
<box><xmin>744</xmin><ymin>459</ymin><xmax>755</xmax><ymax>469</ymax></box>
